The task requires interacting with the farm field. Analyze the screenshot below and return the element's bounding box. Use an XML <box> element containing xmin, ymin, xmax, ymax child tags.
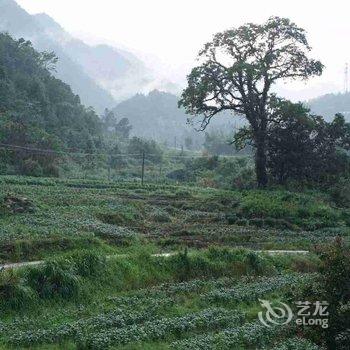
<box><xmin>0</xmin><ymin>175</ymin><xmax>348</xmax><ymax>349</ymax></box>
<box><xmin>0</xmin><ymin>175</ymin><xmax>349</xmax><ymax>263</ymax></box>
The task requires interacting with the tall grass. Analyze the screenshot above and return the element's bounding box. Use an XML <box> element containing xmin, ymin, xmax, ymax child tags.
<box><xmin>0</xmin><ymin>247</ymin><xmax>319</xmax><ymax>312</ymax></box>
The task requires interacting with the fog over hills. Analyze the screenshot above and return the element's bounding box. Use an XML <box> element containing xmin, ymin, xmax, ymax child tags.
<box><xmin>0</xmin><ymin>0</ymin><xmax>174</xmax><ymax>111</ymax></box>
<box><xmin>113</xmin><ymin>90</ymin><xmax>243</xmax><ymax>146</ymax></box>
<box><xmin>308</xmin><ymin>92</ymin><xmax>350</xmax><ymax>121</ymax></box>
<box><xmin>1</xmin><ymin>0</ymin><xmax>349</xmax><ymax>142</ymax></box>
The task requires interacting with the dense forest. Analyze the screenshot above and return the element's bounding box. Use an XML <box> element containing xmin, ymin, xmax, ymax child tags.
<box><xmin>0</xmin><ymin>33</ymin><xmax>104</xmax><ymax>175</ymax></box>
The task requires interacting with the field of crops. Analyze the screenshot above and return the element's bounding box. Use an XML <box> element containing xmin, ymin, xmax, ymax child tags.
<box><xmin>0</xmin><ymin>175</ymin><xmax>349</xmax><ymax>263</ymax></box>
<box><xmin>0</xmin><ymin>175</ymin><xmax>348</xmax><ymax>349</ymax></box>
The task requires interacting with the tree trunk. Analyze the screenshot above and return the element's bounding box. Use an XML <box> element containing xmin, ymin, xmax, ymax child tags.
<box><xmin>255</xmin><ymin>134</ymin><xmax>268</xmax><ymax>188</ymax></box>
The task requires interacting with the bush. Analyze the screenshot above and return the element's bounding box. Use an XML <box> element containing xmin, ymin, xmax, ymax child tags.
<box><xmin>26</xmin><ymin>260</ymin><xmax>81</xmax><ymax>300</ymax></box>
<box><xmin>166</xmin><ymin>168</ymin><xmax>194</xmax><ymax>182</ymax></box>
<box><xmin>0</xmin><ymin>269</ymin><xmax>35</xmax><ymax>309</ymax></box>
<box><xmin>127</xmin><ymin>137</ymin><xmax>163</xmax><ymax>164</ymax></box>
<box><xmin>68</xmin><ymin>250</ymin><xmax>107</xmax><ymax>277</ymax></box>
<box><xmin>245</xmin><ymin>251</ymin><xmax>272</xmax><ymax>275</ymax></box>
<box><xmin>317</xmin><ymin>239</ymin><xmax>350</xmax><ymax>349</ymax></box>
<box><xmin>301</xmin><ymin>239</ymin><xmax>350</xmax><ymax>349</ymax></box>
<box><xmin>98</xmin><ymin>204</ymin><xmax>143</xmax><ymax>225</ymax></box>
<box><xmin>169</xmin><ymin>247</ymin><xmax>276</xmax><ymax>281</ymax></box>
<box><xmin>330</xmin><ymin>181</ymin><xmax>350</xmax><ymax>208</ymax></box>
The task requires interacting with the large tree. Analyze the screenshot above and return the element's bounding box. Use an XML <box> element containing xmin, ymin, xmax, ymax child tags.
<box><xmin>179</xmin><ymin>17</ymin><xmax>323</xmax><ymax>187</ymax></box>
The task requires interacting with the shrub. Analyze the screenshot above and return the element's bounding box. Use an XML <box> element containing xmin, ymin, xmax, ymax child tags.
<box><xmin>330</xmin><ymin>181</ymin><xmax>350</xmax><ymax>208</ymax></box>
<box><xmin>26</xmin><ymin>260</ymin><xmax>81</xmax><ymax>300</ymax></box>
<box><xmin>245</xmin><ymin>252</ymin><xmax>272</xmax><ymax>275</ymax></box>
<box><xmin>69</xmin><ymin>251</ymin><xmax>107</xmax><ymax>277</ymax></box>
<box><xmin>166</xmin><ymin>168</ymin><xmax>194</xmax><ymax>182</ymax></box>
<box><xmin>0</xmin><ymin>269</ymin><xmax>35</xmax><ymax>309</ymax></box>
<box><xmin>317</xmin><ymin>239</ymin><xmax>350</xmax><ymax>349</ymax></box>
<box><xmin>98</xmin><ymin>204</ymin><xmax>142</xmax><ymax>226</ymax></box>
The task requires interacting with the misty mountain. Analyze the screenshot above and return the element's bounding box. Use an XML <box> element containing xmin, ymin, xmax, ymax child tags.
<box><xmin>0</xmin><ymin>0</ymin><xmax>160</xmax><ymax>111</ymax></box>
<box><xmin>0</xmin><ymin>0</ymin><xmax>117</xmax><ymax>111</ymax></box>
<box><xmin>113</xmin><ymin>90</ymin><xmax>241</xmax><ymax>147</ymax></box>
<box><xmin>308</xmin><ymin>92</ymin><xmax>350</xmax><ymax>121</ymax></box>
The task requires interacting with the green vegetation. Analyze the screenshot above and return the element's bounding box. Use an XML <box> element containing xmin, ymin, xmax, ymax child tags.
<box><xmin>0</xmin><ymin>32</ymin><xmax>104</xmax><ymax>176</ymax></box>
<box><xmin>0</xmin><ymin>11</ymin><xmax>349</xmax><ymax>350</ymax></box>
<box><xmin>0</xmin><ymin>175</ymin><xmax>342</xmax><ymax>349</ymax></box>
<box><xmin>0</xmin><ymin>176</ymin><xmax>349</xmax><ymax>265</ymax></box>
<box><xmin>0</xmin><ymin>242</ymin><xmax>319</xmax><ymax>349</ymax></box>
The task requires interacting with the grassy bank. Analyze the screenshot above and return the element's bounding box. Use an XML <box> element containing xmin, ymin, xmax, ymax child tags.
<box><xmin>0</xmin><ymin>248</ymin><xmax>320</xmax><ymax>349</ymax></box>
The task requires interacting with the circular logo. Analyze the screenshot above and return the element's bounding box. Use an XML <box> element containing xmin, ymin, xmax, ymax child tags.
<box><xmin>258</xmin><ymin>299</ymin><xmax>293</xmax><ymax>327</ymax></box>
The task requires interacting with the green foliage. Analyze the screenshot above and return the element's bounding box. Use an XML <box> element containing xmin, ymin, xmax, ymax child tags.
<box><xmin>26</xmin><ymin>260</ymin><xmax>81</xmax><ymax>300</ymax></box>
<box><xmin>236</xmin><ymin>190</ymin><xmax>346</xmax><ymax>230</ymax></box>
<box><xmin>113</xmin><ymin>90</ymin><xmax>204</xmax><ymax>147</ymax></box>
<box><xmin>265</xmin><ymin>98</ymin><xmax>350</xmax><ymax>185</ymax></box>
<box><xmin>330</xmin><ymin>180</ymin><xmax>350</xmax><ymax>207</ymax></box>
<box><xmin>317</xmin><ymin>240</ymin><xmax>350</xmax><ymax>349</ymax></box>
<box><xmin>270</xmin><ymin>337</ymin><xmax>323</xmax><ymax>350</ymax></box>
<box><xmin>150</xmin><ymin>208</ymin><xmax>172</xmax><ymax>223</ymax></box>
<box><xmin>0</xmin><ymin>269</ymin><xmax>35</xmax><ymax>310</ymax></box>
<box><xmin>203</xmin><ymin>130</ymin><xmax>244</xmax><ymax>155</ymax></box>
<box><xmin>67</xmin><ymin>250</ymin><xmax>107</xmax><ymax>278</ymax></box>
<box><xmin>98</xmin><ymin>203</ymin><xmax>143</xmax><ymax>226</ymax></box>
<box><xmin>127</xmin><ymin>137</ymin><xmax>164</xmax><ymax>163</ymax></box>
<box><xmin>179</xmin><ymin>16</ymin><xmax>323</xmax><ymax>187</ymax></box>
<box><xmin>0</xmin><ymin>33</ymin><xmax>104</xmax><ymax>176</ymax></box>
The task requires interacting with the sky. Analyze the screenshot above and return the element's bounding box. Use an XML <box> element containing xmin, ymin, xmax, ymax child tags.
<box><xmin>16</xmin><ymin>0</ymin><xmax>350</xmax><ymax>100</ymax></box>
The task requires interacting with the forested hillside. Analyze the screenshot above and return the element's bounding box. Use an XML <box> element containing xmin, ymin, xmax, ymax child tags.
<box><xmin>308</xmin><ymin>92</ymin><xmax>350</xmax><ymax>120</ymax></box>
<box><xmin>113</xmin><ymin>90</ymin><xmax>242</xmax><ymax>147</ymax></box>
<box><xmin>0</xmin><ymin>0</ymin><xmax>158</xmax><ymax>110</ymax></box>
<box><xmin>0</xmin><ymin>33</ymin><xmax>104</xmax><ymax>175</ymax></box>
<box><xmin>114</xmin><ymin>90</ymin><xmax>190</xmax><ymax>144</ymax></box>
<box><xmin>0</xmin><ymin>0</ymin><xmax>117</xmax><ymax>111</ymax></box>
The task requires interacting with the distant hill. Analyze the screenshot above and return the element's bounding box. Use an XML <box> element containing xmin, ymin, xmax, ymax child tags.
<box><xmin>113</xmin><ymin>90</ymin><xmax>190</xmax><ymax>143</ymax></box>
<box><xmin>308</xmin><ymin>92</ymin><xmax>350</xmax><ymax>121</ymax></box>
<box><xmin>0</xmin><ymin>0</ymin><xmax>116</xmax><ymax>111</ymax></box>
<box><xmin>113</xmin><ymin>90</ymin><xmax>242</xmax><ymax>147</ymax></box>
<box><xmin>0</xmin><ymin>0</ymin><xmax>159</xmax><ymax>111</ymax></box>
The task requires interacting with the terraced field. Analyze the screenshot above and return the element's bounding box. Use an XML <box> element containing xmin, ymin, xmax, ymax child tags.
<box><xmin>0</xmin><ymin>175</ymin><xmax>347</xmax><ymax>349</ymax></box>
<box><xmin>0</xmin><ymin>267</ymin><xmax>319</xmax><ymax>349</ymax></box>
<box><xmin>0</xmin><ymin>175</ymin><xmax>349</xmax><ymax>264</ymax></box>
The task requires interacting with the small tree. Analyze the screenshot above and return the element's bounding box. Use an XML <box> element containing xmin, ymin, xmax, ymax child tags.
<box><xmin>179</xmin><ymin>17</ymin><xmax>323</xmax><ymax>187</ymax></box>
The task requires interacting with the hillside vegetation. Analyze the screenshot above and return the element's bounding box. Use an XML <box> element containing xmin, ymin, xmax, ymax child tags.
<box><xmin>0</xmin><ymin>175</ymin><xmax>347</xmax><ymax>349</ymax></box>
<box><xmin>0</xmin><ymin>33</ymin><xmax>105</xmax><ymax>175</ymax></box>
<box><xmin>0</xmin><ymin>12</ymin><xmax>349</xmax><ymax>350</ymax></box>
<box><xmin>308</xmin><ymin>92</ymin><xmax>350</xmax><ymax>120</ymax></box>
<box><xmin>0</xmin><ymin>176</ymin><xmax>349</xmax><ymax>263</ymax></box>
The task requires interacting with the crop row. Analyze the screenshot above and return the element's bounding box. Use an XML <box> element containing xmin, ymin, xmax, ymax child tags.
<box><xmin>77</xmin><ymin>308</ymin><xmax>245</xmax><ymax>349</ymax></box>
<box><xmin>269</xmin><ymin>337</ymin><xmax>324</xmax><ymax>350</ymax></box>
<box><xmin>170</xmin><ymin>321</ymin><xmax>291</xmax><ymax>349</ymax></box>
<box><xmin>203</xmin><ymin>273</ymin><xmax>311</xmax><ymax>303</ymax></box>
<box><xmin>7</xmin><ymin>300</ymin><xmax>170</xmax><ymax>347</ymax></box>
<box><xmin>2</xmin><ymin>277</ymin><xmax>238</xmax><ymax>341</ymax></box>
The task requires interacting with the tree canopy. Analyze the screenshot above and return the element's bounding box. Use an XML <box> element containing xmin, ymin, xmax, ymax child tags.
<box><xmin>0</xmin><ymin>33</ymin><xmax>104</xmax><ymax>175</ymax></box>
<box><xmin>180</xmin><ymin>16</ymin><xmax>323</xmax><ymax>187</ymax></box>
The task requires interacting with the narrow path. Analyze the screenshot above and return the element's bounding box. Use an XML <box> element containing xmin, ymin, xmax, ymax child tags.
<box><xmin>0</xmin><ymin>250</ymin><xmax>309</xmax><ymax>271</ymax></box>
